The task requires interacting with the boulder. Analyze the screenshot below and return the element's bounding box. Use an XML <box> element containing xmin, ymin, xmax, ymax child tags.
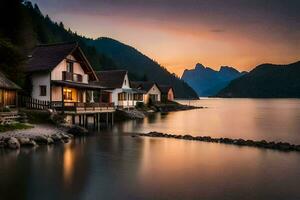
<box><xmin>0</xmin><ymin>139</ymin><xmax>6</xmax><ymax>148</ymax></box>
<box><xmin>148</xmin><ymin>132</ymin><xmax>163</xmax><ymax>137</ymax></box>
<box><xmin>182</xmin><ymin>135</ymin><xmax>194</xmax><ymax>140</ymax></box>
<box><xmin>18</xmin><ymin>138</ymin><xmax>36</xmax><ymax>146</ymax></box>
<box><xmin>7</xmin><ymin>137</ymin><xmax>20</xmax><ymax>149</ymax></box>
<box><xmin>34</xmin><ymin>135</ymin><xmax>49</xmax><ymax>144</ymax></box>
<box><xmin>67</xmin><ymin>125</ymin><xmax>88</xmax><ymax>136</ymax></box>
<box><xmin>51</xmin><ymin>134</ymin><xmax>62</xmax><ymax>142</ymax></box>
<box><xmin>276</xmin><ymin>142</ymin><xmax>293</xmax><ymax>151</ymax></box>
<box><xmin>47</xmin><ymin>137</ymin><xmax>54</xmax><ymax>144</ymax></box>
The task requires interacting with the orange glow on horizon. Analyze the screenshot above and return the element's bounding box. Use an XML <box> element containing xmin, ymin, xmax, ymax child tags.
<box><xmin>33</xmin><ymin>2</ymin><xmax>300</xmax><ymax>76</ymax></box>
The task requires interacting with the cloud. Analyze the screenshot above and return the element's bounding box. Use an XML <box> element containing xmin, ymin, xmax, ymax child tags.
<box><xmin>210</xmin><ymin>29</ymin><xmax>225</xmax><ymax>33</ymax></box>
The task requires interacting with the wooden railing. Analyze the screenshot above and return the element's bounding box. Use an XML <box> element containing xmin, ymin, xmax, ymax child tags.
<box><xmin>19</xmin><ymin>96</ymin><xmax>114</xmax><ymax>112</ymax></box>
<box><xmin>62</xmin><ymin>71</ymin><xmax>83</xmax><ymax>82</ymax></box>
<box><xmin>51</xmin><ymin>101</ymin><xmax>115</xmax><ymax>112</ymax></box>
<box><xmin>19</xmin><ymin>96</ymin><xmax>51</xmax><ymax>110</ymax></box>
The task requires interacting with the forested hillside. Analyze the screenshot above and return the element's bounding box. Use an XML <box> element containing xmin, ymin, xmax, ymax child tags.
<box><xmin>217</xmin><ymin>61</ymin><xmax>300</xmax><ymax>98</ymax></box>
<box><xmin>0</xmin><ymin>0</ymin><xmax>197</xmax><ymax>98</ymax></box>
<box><xmin>86</xmin><ymin>38</ymin><xmax>198</xmax><ymax>98</ymax></box>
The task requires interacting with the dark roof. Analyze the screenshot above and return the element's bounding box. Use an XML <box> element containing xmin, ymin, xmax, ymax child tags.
<box><xmin>158</xmin><ymin>85</ymin><xmax>174</xmax><ymax>94</ymax></box>
<box><xmin>131</xmin><ymin>81</ymin><xmax>160</xmax><ymax>93</ymax></box>
<box><xmin>0</xmin><ymin>71</ymin><xmax>21</xmax><ymax>90</ymax></box>
<box><xmin>26</xmin><ymin>42</ymin><xmax>97</xmax><ymax>80</ymax></box>
<box><xmin>94</xmin><ymin>70</ymin><xmax>128</xmax><ymax>88</ymax></box>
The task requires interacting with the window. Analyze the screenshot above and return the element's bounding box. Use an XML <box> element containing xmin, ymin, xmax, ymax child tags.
<box><xmin>118</xmin><ymin>93</ymin><xmax>126</xmax><ymax>101</ymax></box>
<box><xmin>63</xmin><ymin>89</ymin><xmax>73</xmax><ymax>101</ymax></box>
<box><xmin>66</xmin><ymin>61</ymin><xmax>74</xmax><ymax>73</ymax></box>
<box><xmin>124</xmin><ymin>79</ymin><xmax>127</xmax><ymax>85</ymax></box>
<box><xmin>40</xmin><ymin>86</ymin><xmax>47</xmax><ymax>96</ymax></box>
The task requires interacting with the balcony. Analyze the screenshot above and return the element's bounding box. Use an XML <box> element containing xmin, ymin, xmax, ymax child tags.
<box><xmin>51</xmin><ymin>101</ymin><xmax>115</xmax><ymax>114</ymax></box>
<box><xmin>62</xmin><ymin>71</ymin><xmax>83</xmax><ymax>82</ymax></box>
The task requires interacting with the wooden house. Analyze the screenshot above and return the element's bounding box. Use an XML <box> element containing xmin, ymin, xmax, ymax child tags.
<box><xmin>25</xmin><ymin>42</ymin><xmax>114</xmax><ymax>114</ymax></box>
<box><xmin>0</xmin><ymin>71</ymin><xmax>21</xmax><ymax>108</ymax></box>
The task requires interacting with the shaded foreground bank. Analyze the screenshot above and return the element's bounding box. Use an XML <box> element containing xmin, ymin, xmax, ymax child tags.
<box><xmin>0</xmin><ymin>124</ymin><xmax>89</xmax><ymax>150</ymax></box>
<box><xmin>135</xmin><ymin>132</ymin><xmax>300</xmax><ymax>152</ymax></box>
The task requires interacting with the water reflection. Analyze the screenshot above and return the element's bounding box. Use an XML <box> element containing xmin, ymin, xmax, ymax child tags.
<box><xmin>115</xmin><ymin>99</ymin><xmax>300</xmax><ymax>143</ymax></box>
<box><xmin>0</xmin><ymin>99</ymin><xmax>300</xmax><ymax>199</ymax></box>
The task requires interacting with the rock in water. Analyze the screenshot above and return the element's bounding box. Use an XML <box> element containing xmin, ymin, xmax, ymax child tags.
<box><xmin>67</xmin><ymin>125</ymin><xmax>88</xmax><ymax>136</ymax></box>
<box><xmin>34</xmin><ymin>135</ymin><xmax>49</xmax><ymax>144</ymax></box>
<box><xmin>8</xmin><ymin>137</ymin><xmax>20</xmax><ymax>149</ymax></box>
<box><xmin>18</xmin><ymin>137</ymin><xmax>36</xmax><ymax>146</ymax></box>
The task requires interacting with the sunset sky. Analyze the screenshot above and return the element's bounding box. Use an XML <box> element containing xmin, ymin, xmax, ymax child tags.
<box><xmin>31</xmin><ymin>0</ymin><xmax>300</xmax><ymax>76</ymax></box>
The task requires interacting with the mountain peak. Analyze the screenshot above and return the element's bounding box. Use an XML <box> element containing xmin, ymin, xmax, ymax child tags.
<box><xmin>195</xmin><ymin>63</ymin><xmax>205</xmax><ymax>70</ymax></box>
<box><xmin>181</xmin><ymin>63</ymin><xmax>244</xmax><ymax>97</ymax></box>
<box><xmin>219</xmin><ymin>66</ymin><xmax>239</xmax><ymax>73</ymax></box>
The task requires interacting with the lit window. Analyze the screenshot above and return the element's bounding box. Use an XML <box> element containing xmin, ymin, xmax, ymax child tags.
<box><xmin>63</xmin><ymin>89</ymin><xmax>73</xmax><ymax>100</ymax></box>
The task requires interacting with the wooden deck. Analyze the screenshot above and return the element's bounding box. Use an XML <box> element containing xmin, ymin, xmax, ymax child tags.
<box><xmin>19</xmin><ymin>96</ymin><xmax>115</xmax><ymax>114</ymax></box>
<box><xmin>51</xmin><ymin>102</ymin><xmax>115</xmax><ymax>114</ymax></box>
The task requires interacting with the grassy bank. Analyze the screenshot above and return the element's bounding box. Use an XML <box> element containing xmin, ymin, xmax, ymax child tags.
<box><xmin>0</xmin><ymin>123</ymin><xmax>34</xmax><ymax>133</ymax></box>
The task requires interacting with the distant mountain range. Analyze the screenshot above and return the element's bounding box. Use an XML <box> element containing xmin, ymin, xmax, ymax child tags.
<box><xmin>217</xmin><ymin>61</ymin><xmax>300</xmax><ymax>98</ymax></box>
<box><xmin>181</xmin><ymin>63</ymin><xmax>246</xmax><ymax>97</ymax></box>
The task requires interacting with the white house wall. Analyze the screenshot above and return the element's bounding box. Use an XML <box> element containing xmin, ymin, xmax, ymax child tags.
<box><xmin>31</xmin><ymin>72</ymin><xmax>51</xmax><ymax>101</ymax></box>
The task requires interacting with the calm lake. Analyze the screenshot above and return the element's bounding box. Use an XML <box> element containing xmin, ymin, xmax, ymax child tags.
<box><xmin>1</xmin><ymin>99</ymin><xmax>300</xmax><ymax>200</ymax></box>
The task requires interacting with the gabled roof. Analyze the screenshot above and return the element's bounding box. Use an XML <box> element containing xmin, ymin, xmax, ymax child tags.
<box><xmin>94</xmin><ymin>70</ymin><xmax>128</xmax><ymax>89</ymax></box>
<box><xmin>26</xmin><ymin>42</ymin><xmax>97</xmax><ymax>81</ymax></box>
<box><xmin>0</xmin><ymin>71</ymin><xmax>21</xmax><ymax>90</ymax></box>
<box><xmin>158</xmin><ymin>85</ymin><xmax>174</xmax><ymax>94</ymax></box>
<box><xmin>131</xmin><ymin>81</ymin><xmax>160</xmax><ymax>93</ymax></box>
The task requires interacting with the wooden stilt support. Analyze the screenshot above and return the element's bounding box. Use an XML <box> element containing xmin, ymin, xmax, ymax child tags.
<box><xmin>93</xmin><ymin>114</ymin><xmax>96</xmax><ymax>130</ymax></box>
<box><xmin>97</xmin><ymin>113</ymin><xmax>101</xmax><ymax>132</ymax></box>
<box><xmin>106</xmin><ymin>112</ymin><xmax>109</xmax><ymax>126</ymax></box>
<box><xmin>72</xmin><ymin>115</ymin><xmax>75</xmax><ymax>125</ymax></box>
<box><xmin>85</xmin><ymin>115</ymin><xmax>88</xmax><ymax>128</ymax></box>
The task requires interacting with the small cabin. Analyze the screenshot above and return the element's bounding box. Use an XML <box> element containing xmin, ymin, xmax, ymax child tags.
<box><xmin>0</xmin><ymin>71</ymin><xmax>21</xmax><ymax>109</ymax></box>
<box><xmin>159</xmin><ymin>85</ymin><xmax>175</xmax><ymax>102</ymax></box>
<box><xmin>131</xmin><ymin>82</ymin><xmax>161</xmax><ymax>104</ymax></box>
<box><xmin>94</xmin><ymin>70</ymin><xmax>144</xmax><ymax>108</ymax></box>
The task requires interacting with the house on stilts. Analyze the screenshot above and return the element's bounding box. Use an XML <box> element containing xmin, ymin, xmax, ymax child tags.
<box><xmin>24</xmin><ymin>42</ymin><xmax>115</xmax><ymax>126</ymax></box>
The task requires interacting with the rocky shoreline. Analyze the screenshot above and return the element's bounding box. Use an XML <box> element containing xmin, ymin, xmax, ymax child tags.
<box><xmin>0</xmin><ymin>124</ymin><xmax>88</xmax><ymax>150</ymax></box>
<box><xmin>135</xmin><ymin>132</ymin><xmax>300</xmax><ymax>152</ymax></box>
